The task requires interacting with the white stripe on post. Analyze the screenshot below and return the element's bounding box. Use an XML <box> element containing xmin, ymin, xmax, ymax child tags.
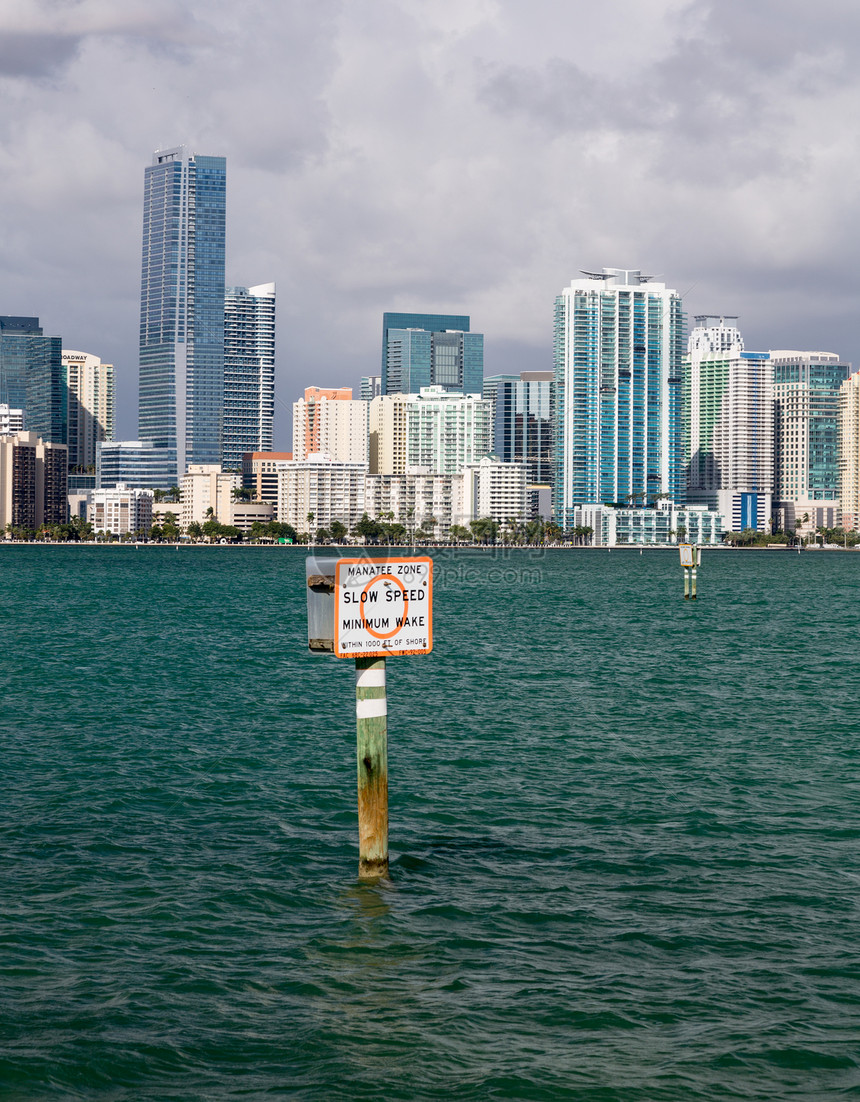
<box><xmin>356</xmin><ymin>667</ymin><xmax>387</xmax><ymax>689</ymax></box>
<box><xmin>356</xmin><ymin>697</ymin><xmax>388</xmax><ymax>719</ymax></box>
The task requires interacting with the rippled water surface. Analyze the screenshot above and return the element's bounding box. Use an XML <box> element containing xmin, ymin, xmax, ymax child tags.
<box><xmin>2</xmin><ymin>545</ymin><xmax>860</xmax><ymax>1100</ymax></box>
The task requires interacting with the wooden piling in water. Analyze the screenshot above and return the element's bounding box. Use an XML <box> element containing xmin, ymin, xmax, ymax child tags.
<box><xmin>355</xmin><ymin>656</ymin><xmax>389</xmax><ymax>879</ymax></box>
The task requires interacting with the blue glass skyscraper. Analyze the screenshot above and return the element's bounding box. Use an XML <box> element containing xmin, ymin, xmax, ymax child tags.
<box><xmin>381</xmin><ymin>312</ymin><xmax>483</xmax><ymax>394</ymax></box>
<box><xmin>222</xmin><ymin>282</ymin><xmax>276</xmax><ymax>470</ymax></box>
<box><xmin>139</xmin><ymin>146</ymin><xmax>226</xmax><ymax>486</ymax></box>
<box><xmin>0</xmin><ymin>315</ymin><xmax>66</xmax><ymax>445</ymax></box>
<box><xmin>553</xmin><ymin>269</ymin><xmax>685</xmax><ymax>529</ymax></box>
<box><xmin>483</xmin><ymin>371</ymin><xmax>555</xmax><ymax>486</ymax></box>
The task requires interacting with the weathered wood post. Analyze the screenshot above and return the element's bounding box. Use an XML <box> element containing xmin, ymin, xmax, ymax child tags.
<box><xmin>680</xmin><ymin>543</ymin><xmax>700</xmax><ymax>599</ymax></box>
<box><xmin>680</xmin><ymin>542</ymin><xmax>693</xmax><ymax>599</ymax></box>
<box><xmin>307</xmin><ymin>554</ymin><xmax>433</xmax><ymax>880</ymax></box>
<box><xmin>355</xmin><ymin>656</ymin><xmax>388</xmax><ymax>878</ymax></box>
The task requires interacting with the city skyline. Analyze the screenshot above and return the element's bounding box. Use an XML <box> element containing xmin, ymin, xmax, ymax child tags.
<box><xmin>0</xmin><ymin>2</ymin><xmax>858</xmax><ymax>448</ymax></box>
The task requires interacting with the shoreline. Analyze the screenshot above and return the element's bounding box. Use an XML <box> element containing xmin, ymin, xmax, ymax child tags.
<box><xmin>1</xmin><ymin>541</ymin><xmax>854</xmax><ymax>552</ymax></box>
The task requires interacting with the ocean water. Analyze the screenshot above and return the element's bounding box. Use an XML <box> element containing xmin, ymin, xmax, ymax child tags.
<box><xmin>2</xmin><ymin>545</ymin><xmax>859</xmax><ymax>1100</ymax></box>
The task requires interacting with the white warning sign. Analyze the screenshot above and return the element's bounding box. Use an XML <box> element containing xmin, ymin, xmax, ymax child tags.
<box><xmin>333</xmin><ymin>557</ymin><xmax>433</xmax><ymax>658</ymax></box>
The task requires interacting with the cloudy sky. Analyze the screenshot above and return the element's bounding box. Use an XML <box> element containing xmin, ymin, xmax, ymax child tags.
<box><xmin>1</xmin><ymin>0</ymin><xmax>858</xmax><ymax>444</ymax></box>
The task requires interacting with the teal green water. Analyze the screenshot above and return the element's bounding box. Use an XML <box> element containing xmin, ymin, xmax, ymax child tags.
<box><xmin>2</xmin><ymin>546</ymin><xmax>860</xmax><ymax>1100</ymax></box>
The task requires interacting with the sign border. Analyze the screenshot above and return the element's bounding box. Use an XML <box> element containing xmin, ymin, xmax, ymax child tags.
<box><xmin>333</xmin><ymin>556</ymin><xmax>433</xmax><ymax>659</ymax></box>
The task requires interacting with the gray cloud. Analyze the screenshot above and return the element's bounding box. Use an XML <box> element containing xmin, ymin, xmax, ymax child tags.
<box><xmin>0</xmin><ymin>32</ymin><xmax>79</xmax><ymax>77</ymax></box>
<box><xmin>0</xmin><ymin>0</ymin><xmax>858</xmax><ymax>444</ymax></box>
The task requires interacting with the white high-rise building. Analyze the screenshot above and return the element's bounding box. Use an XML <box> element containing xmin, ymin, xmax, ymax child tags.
<box><xmin>90</xmin><ymin>484</ymin><xmax>153</xmax><ymax>536</ymax></box>
<box><xmin>771</xmin><ymin>351</ymin><xmax>848</xmax><ymax>535</ymax></box>
<box><xmin>369</xmin><ymin>393</ymin><xmax>410</xmax><ymax>475</ymax></box>
<box><xmin>365</xmin><ymin>472</ymin><xmax>458</xmax><ymax>540</ymax></box>
<box><xmin>407</xmin><ymin>387</ymin><xmax>491</xmax><ymax>474</ymax></box>
<box><xmin>292</xmin><ymin>388</ymin><xmax>368</xmax><ymax>463</ymax></box>
<box><xmin>222</xmin><ymin>283</ymin><xmax>275</xmax><ymax>471</ymax></box>
<box><xmin>840</xmin><ymin>372</ymin><xmax>860</xmax><ymax>532</ymax></box>
<box><xmin>0</xmin><ymin>404</ymin><xmax>24</xmax><ymax>435</ymax></box>
<box><xmin>180</xmin><ymin>464</ymin><xmax>240</xmax><ymax>527</ymax></box>
<box><xmin>459</xmin><ymin>457</ymin><xmax>528</xmax><ymax>526</ymax></box>
<box><xmin>277</xmin><ymin>457</ymin><xmax>367</xmax><ymax>534</ymax></box>
<box><xmin>62</xmin><ymin>350</ymin><xmax>115</xmax><ymax>470</ymax></box>
<box><xmin>369</xmin><ymin>387</ymin><xmax>492</xmax><ymax>476</ymax></box>
<box><xmin>684</xmin><ymin>317</ymin><xmax>773</xmax><ymax>531</ymax></box>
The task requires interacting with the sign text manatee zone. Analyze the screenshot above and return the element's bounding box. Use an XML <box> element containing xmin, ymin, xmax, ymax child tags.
<box><xmin>334</xmin><ymin>557</ymin><xmax>433</xmax><ymax>658</ymax></box>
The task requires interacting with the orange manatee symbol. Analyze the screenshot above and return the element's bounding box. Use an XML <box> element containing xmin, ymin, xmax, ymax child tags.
<box><xmin>359</xmin><ymin>573</ymin><xmax>408</xmax><ymax>640</ymax></box>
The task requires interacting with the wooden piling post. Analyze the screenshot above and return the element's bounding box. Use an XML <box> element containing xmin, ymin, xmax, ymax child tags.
<box><xmin>355</xmin><ymin>655</ymin><xmax>388</xmax><ymax>879</ymax></box>
<box><xmin>680</xmin><ymin>543</ymin><xmax>695</xmax><ymax>599</ymax></box>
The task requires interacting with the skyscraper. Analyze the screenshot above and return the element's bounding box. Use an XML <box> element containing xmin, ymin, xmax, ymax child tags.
<box><xmin>483</xmin><ymin>370</ymin><xmax>554</xmax><ymax>486</ymax></box>
<box><xmin>683</xmin><ymin>317</ymin><xmax>773</xmax><ymax>531</ymax></box>
<box><xmin>771</xmin><ymin>350</ymin><xmax>848</xmax><ymax>534</ymax></box>
<box><xmin>96</xmin><ymin>440</ymin><xmax>172</xmax><ymax>490</ymax></box>
<box><xmin>62</xmin><ymin>350</ymin><xmax>115</xmax><ymax>470</ymax></box>
<box><xmin>553</xmin><ymin>269</ymin><xmax>685</xmax><ymax>528</ymax></box>
<box><xmin>381</xmin><ymin>312</ymin><xmax>482</xmax><ymax>395</ymax></box>
<box><xmin>0</xmin><ymin>316</ymin><xmax>66</xmax><ymax>445</ymax></box>
<box><xmin>840</xmin><ymin>372</ymin><xmax>860</xmax><ymax>532</ymax></box>
<box><xmin>139</xmin><ymin>146</ymin><xmax>226</xmax><ymax>487</ymax></box>
<box><xmin>0</xmin><ymin>431</ymin><xmax>67</xmax><ymax>530</ymax></box>
<box><xmin>369</xmin><ymin>388</ymin><xmax>492</xmax><ymax>475</ymax></box>
<box><xmin>292</xmin><ymin>387</ymin><xmax>355</xmax><ymax>458</ymax></box>
<box><xmin>292</xmin><ymin>388</ymin><xmax>368</xmax><ymax>464</ymax></box>
<box><xmin>222</xmin><ymin>283</ymin><xmax>276</xmax><ymax>470</ymax></box>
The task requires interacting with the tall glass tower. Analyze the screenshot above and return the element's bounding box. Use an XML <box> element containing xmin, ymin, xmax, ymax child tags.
<box><xmin>0</xmin><ymin>315</ymin><xmax>65</xmax><ymax>445</ymax></box>
<box><xmin>483</xmin><ymin>371</ymin><xmax>554</xmax><ymax>485</ymax></box>
<box><xmin>553</xmin><ymin>269</ymin><xmax>685</xmax><ymax>529</ymax></box>
<box><xmin>139</xmin><ymin>146</ymin><xmax>226</xmax><ymax>487</ymax></box>
<box><xmin>381</xmin><ymin>312</ymin><xmax>482</xmax><ymax>395</ymax></box>
<box><xmin>222</xmin><ymin>283</ymin><xmax>276</xmax><ymax>470</ymax></box>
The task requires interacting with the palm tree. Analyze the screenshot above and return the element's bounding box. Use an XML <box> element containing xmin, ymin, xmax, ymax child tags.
<box><xmin>469</xmin><ymin>517</ymin><xmax>499</xmax><ymax>545</ymax></box>
<box><xmin>525</xmin><ymin>519</ymin><xmax>543</xmax><ymax>545</ymax></box>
